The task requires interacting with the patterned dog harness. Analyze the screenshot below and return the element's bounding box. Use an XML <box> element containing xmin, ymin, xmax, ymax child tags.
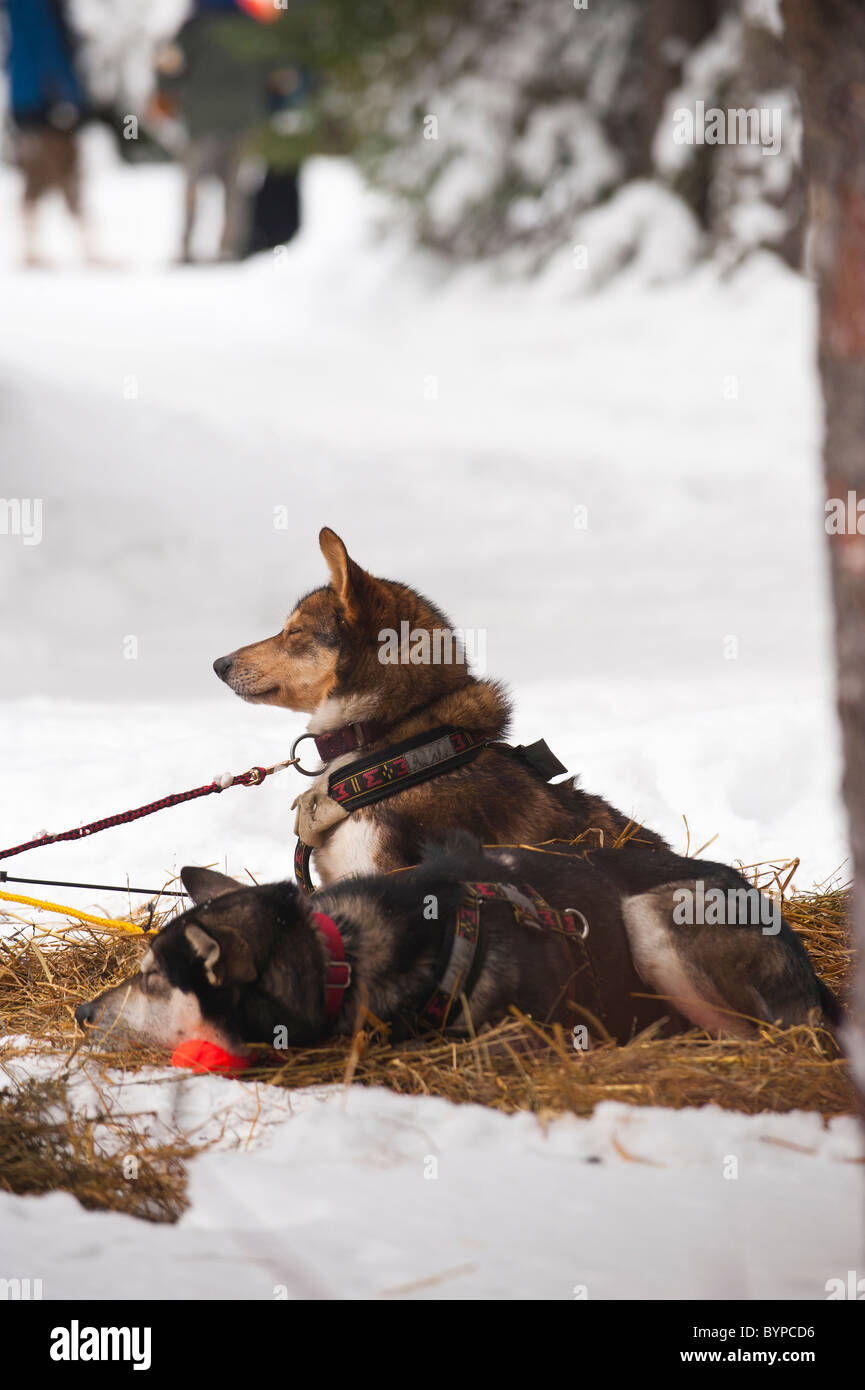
<box><xmin>293</xmin><ymin>728</ymin><xmax>566</xmax><ymax>892</ymax></box>
<box><xmin>416</xmin><ymin>879</ymin><xmax>599</xmax><ymax>1031</ymax></box>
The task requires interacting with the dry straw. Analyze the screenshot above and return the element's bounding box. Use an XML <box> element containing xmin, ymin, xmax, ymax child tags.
<box><xmin>0</xmin><ymin>1074</ymin><xmax>193</xmax><ymax>1223</ymax></box>
<box><xmin>0</xmin><ymin>856</ymin><xmax>854</xmax><ymax>1114</ymax></box>
<box><xmin>0</xmin><ymin>855</ymin><xmax>857</xmax><ymax>1221</ymax></box>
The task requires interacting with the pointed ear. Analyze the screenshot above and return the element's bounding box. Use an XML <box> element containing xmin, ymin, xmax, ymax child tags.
<box><xmin>319</xmin><ymin>527</ymin><xmax>371</xmax><ymax>624</ymax></box>
<box><xmin>181</xmin><ymin>866</ymin><xmax>241</xmax><ymax>905</ymax></box>
<box><xmin>184</xmin><ymin>922</ymin><xmax>256</xmax><ymax>987</ymax></box>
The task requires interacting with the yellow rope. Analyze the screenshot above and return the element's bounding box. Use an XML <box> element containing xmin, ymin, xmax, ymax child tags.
<box><xmin>0</xmin><ymin>887</ymin><xmax>144</xmax><ymax>934</ymax></box>
<box><xmin>0</xmin><ymin>835</ymin><xmax>624</xmax><ymax>929</ymax></box>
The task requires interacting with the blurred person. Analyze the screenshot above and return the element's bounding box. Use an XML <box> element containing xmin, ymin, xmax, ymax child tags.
<box><xmin>151</xmin><ymin>0</ymin><xmax>279</xmax><ymax>263</ymax></box>
<box><xmin>2</xmin><ymin>0</ymin><xmax>92</xmax><ymax>266</ymax></box>
<box><xmin>246</xmin><ymin>61</ymin><xmax>311</xmax><ymax>255</ymax></box>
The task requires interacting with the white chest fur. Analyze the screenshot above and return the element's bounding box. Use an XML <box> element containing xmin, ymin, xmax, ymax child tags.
<box><xmin>312</xmin><ymin>816</ymin><xmax>381</xmax><ymax>884</ymax></box>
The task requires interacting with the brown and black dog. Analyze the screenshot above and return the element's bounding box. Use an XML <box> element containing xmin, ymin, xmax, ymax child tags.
<box><xmin>213</xmin><ymin>528</ymin><xmax>668</xmax><ymax>887</ymax></box>
<box><xmin>75</xmin><ymin>836</ymin><xmax>840</xmax><ymax>1054</ymax></box>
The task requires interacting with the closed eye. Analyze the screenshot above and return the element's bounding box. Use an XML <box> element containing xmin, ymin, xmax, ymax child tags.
<box><xmin>285</xmin><ymin>628</ymin><xmax>302</xmax><ymax>638</ymax></box>
<box><xmin>142</xmin><ymin>969</ymin><xmax>170</xmax><ymax>996</ymax></box>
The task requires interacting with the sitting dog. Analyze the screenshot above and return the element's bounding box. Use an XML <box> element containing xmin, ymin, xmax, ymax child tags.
<box><xmin>213</xmin><ymin>528</ymin><xmax>668</xmax><ymax>890</ymax></box>
<box><xmin>75</xmin><ymin>837</ymin><xmax>839</xmax><ymax>1055</ymax></box>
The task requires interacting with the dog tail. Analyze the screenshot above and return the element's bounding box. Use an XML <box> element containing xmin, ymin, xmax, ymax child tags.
<box><xmin>816</xmin><ymin>976</ymin><xmax>844</xmax><ymax>1031</ymax></box>
<box><xmin>418</xmin><ymin>830</ymin><xmax>487</xmax><ymax>874</ymax></box>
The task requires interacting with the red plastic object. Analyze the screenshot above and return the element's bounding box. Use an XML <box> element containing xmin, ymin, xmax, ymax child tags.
<box><xmin>171</xmin><ymin>1038</ymin><xmax>252</xmax><ymax>1074</ymax></box>
<box><xmin>236</xmin><ymin>0</ymin><xmax>281</xmax><ymax>22</ymax></box>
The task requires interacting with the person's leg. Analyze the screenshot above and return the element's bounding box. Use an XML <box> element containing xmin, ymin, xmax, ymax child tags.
<box><xmin>180</xmin><ymin>135</ymin><xmax>216</xmax><ymax>263</ymax></box>
<box><xmin>181</xmin><ymin>160</ymin><xmax>198</xmax><ymax>262</ymax></box>
<box><xmin>21</xmin><ymin>199</ymin><xmax>41</xmax><ymax>267</ymax></box>
<box><xmin>218</xmin><ymin>137</ymin><xmax>253</xmax><ymax>261</ymax></box>
<box><xmin>57</xmin><ymin>132</ymin><xmax>96</xmax><ymax>264</ymax></box>
<box><xmin>17</xmin><ymin>131</ymin><xmax>46</xmax><ymax>267</ymax></box>
<box><xmin>248</xmin><ymin>166</ymin><xmax>301</xmax><ymax>254</ymax></box>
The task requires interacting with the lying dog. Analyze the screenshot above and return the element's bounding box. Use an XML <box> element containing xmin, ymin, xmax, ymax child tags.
<box><xmin>213</xmin><ymin>528</ymin><xmax>668</xmax><ymax>889</ymax></box>
<box><xmin>75</xmin><ymin>838</ymin><xmax>839</xmax><ymax>1055</ymax></box>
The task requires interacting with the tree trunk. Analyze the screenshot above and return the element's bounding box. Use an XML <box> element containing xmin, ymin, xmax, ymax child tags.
<box><xmin>638</xmin><ymin>0</ymin><xmax>719</xmax><ymax>185</ymax></box>
<box><xmin>783</xmin><ymin>0</ymin><xmax>865</xmax><ymax>1107</ymax></box>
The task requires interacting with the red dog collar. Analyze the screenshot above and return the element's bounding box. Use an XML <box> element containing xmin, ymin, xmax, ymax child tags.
<box><xmin>312</xmin><ymin>720</ymin><xmax>389</xmax><ymax>762</ymax></box>
<box><xmin>312</xmin><ymin>911</ymin><xmax>352</xmax><ymax>1018</ymax></box>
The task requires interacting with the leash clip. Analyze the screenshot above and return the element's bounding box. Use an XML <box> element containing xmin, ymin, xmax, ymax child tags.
<box><xmin>290</xmin><ymin>733</ymin><xmax>327</xmax><ymax>778</ymax></box>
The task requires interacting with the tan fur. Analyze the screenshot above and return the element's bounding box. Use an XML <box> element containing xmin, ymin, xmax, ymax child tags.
<box><xmin>214</xmin><ymin>528</ymin><xmax>666</xmax><ymax>884</ymax></box>
<box><xmin>219</xmin><ymin>592</ymin><xmax>340</xmax><ymax>710</ymax></box>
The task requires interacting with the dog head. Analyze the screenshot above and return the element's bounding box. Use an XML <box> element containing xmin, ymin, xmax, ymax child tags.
<box><xmin>74</xmin><ymin>867</ymin><xmax>329</xmax><ymax>1053</ymax></box>
<box><xmin>212</xmin><ymin>527</ymin><xmax>470</xmax><ymax>722</ymax></box>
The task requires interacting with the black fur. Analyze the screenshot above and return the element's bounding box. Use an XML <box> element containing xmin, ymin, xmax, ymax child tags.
<box><xmin>76</xmin><ymin>837</ymin><xmax>841</xmax><ymax>1052</ymax></box>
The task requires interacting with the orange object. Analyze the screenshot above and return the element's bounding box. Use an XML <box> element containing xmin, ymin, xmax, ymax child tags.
<box><xmin>171</xmin><ymin>1038</ymin><xmax>252</xmax><ymax>1074</ymax></box>
<box><xmin>236</xmin><ymin>0</ymin><xmax>282</xmax><ymax>22</ymax></box>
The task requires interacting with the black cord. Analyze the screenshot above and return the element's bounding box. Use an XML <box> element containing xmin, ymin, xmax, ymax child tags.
<box><xmin>0</xmin><ymin>872</ymin><xmax>186</xmax><ymax>897</ymax></box>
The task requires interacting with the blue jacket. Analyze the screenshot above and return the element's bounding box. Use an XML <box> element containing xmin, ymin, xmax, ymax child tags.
<box><xmin>4</xmin><ymin>0</ymin><xmax>85</xmax><ymax>123</ymax></box>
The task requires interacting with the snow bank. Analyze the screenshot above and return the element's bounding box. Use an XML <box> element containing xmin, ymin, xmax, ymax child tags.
<box><xmin>2</xmin><ymin>1053</ymin><xmax>861</xmax><ymax>1300</ymax></box>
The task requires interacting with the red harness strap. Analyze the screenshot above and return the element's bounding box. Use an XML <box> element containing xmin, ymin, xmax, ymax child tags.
<box><xmin>312</xmin><ymin>911</ymin><xmax>352</xmax><ymax>1018</ymax></box>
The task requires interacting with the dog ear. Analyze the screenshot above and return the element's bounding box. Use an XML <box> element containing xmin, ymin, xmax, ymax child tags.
<box><xmin>319</xmin><ymin>527</ymin><xmax>372</xmax><ymax>624</ymax></box>
<box><xmin>181</xmin><ymin>866</ymin><xmax>241</xmax><ymax>905</ymax></box>
<box><xmin>184</xmin><ymin>922</ymin><xmax>256</xmax><ymax>987</ymax></box>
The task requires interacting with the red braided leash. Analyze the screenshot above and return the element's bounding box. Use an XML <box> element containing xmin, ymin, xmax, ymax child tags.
<box><xmin>0</xmin><ymin>757</ymin><xmax>298</xmax><ymax>863</ymax></box>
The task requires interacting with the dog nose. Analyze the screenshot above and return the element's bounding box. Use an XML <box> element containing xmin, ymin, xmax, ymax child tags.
<box><xmin>75</xmin><ymin>1001</ymin><xmax>94</xmax><ymax>1027</ymax></box>
<box><xmin>213</xmin><ymin>654</ymin><xmax>234</xmax><ymax>682</ymax></box>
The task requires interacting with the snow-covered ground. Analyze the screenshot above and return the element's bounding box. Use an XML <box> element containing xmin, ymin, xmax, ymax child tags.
<box><xmin>0</xmin><ymin>138</ymin><xmax>859</xmax><ymax>1299</ymax></box>
<box><xmin>1</xmin><ymin>1047</ymin><xmax>861</xmax><ymax>1301</ymax></box>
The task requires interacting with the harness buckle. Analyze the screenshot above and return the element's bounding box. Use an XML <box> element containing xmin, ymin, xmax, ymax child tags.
<box><xmin>325</xmin><ymin>961</ymin><xmax>352</xmax><ymax>990</ymax></box>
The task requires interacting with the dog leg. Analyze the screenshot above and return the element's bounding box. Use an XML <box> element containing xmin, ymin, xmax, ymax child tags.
<box><xmin>621</xmin><ymin>882</ymin><xmax>828</xmax><ymax>1038</ymax></box>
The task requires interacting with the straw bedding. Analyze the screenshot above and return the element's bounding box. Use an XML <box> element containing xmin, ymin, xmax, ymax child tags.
<box><xmin>0</xmin><ymin>860</ymin><xmax>856</xmax><ymax>1221</ymax></box>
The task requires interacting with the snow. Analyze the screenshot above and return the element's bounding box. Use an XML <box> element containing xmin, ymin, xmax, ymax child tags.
<box><xmin>2</xmin><ymin>1046</ymin><xmax>862</xmax><ymax>1300</ymax></box>
<box><xmin>537</xmin><ymin>179</ymin><xmax>702</xmax><ymax>291</ymax></box>
<box><xmin>0</xmin><ymin>150</ymin><xmax>844</xmax><ymax>885</ymax></box>
<box><xmin>0</xmin><ymin>140</ymin><xmax>858</xmax><ymax>1298</ymax></box>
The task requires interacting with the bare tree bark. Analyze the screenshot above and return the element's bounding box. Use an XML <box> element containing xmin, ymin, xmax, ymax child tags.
<box><xmin>783</xmin><ymin>0</ymin><xmax>865</xmax><ymax>1107</ymax></box>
